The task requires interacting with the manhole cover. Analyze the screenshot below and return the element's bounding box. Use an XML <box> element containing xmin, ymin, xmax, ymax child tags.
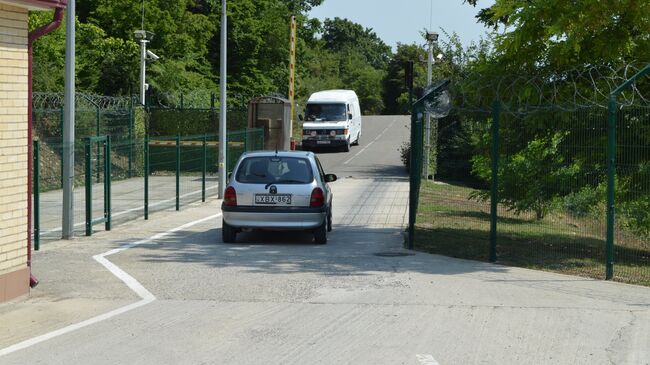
<box><xmin>373</xmin><ymin>252</ymin><xmax>415</xmax><ymax>257</ymax></box>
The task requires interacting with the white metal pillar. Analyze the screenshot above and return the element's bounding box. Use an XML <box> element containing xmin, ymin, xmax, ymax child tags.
<box><xmin>218</xmin><ymin>0</ymin><xmax>227</xmax><ymax>198</ymax></box>
<box><xmin>62</xmin><ymin>0</ymin><xmax>75</xmax><ymax>239</ymax></box>
<box><xmin>139</xmin><ymin>39</ymin><xmax>148</xmax><ymax>105</ymax></box>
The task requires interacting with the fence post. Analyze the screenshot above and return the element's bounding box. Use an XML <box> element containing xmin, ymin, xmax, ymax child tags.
<box><xmin>105</xmin><ymin>136</ymin><xmax>112</xmax><ymax>231</ymax></box>
<box><xmin>128</xmin><ymin>101</ymin><xmax>133</xmax><ymax>178</ymax></box>
<box><xmin>606</xmin><ymin>95</ymin><xmax>617</xmax><ymax>280</ymax></box>
<box><xmin>407</xmin><ymin>111</ymin><xmax>416</xmax><ymax>250</ymax></box>
<box><xmin>60</xmin><ymin>106</ymin><xmax>64</xmax><ymax>187</ymax></box>
<box><xmin>202</xmin><ymin>135</ymin><xmax>207</xmax><ymax>202</ymax></box>
<box><xmin>144</xmin><ymin>136</ymin><xmax>149</xmax><ymax>220</ymax></box>
<box><xmin>489</xmin><ymin>101</ymin><xmax>501</xmax><ymax>263</ymax></box>
<box><xmin>33</xmin><ymin>140</ymin><xmax>40</xmax><ymax>251</ymax></box>
<box><xmin>85</xmin><ymin>138</ymin><xmax>92</xmax><ymax>236</ymax></box>
<box><xmin>96</xmin><ymin>107</ymin><xmax>101</xmax><ymax>183</ymax></box>
<box><xmin>176</xmin><ymin>134</ymin><xmax>180</xmax><ymax>211</ymax></box>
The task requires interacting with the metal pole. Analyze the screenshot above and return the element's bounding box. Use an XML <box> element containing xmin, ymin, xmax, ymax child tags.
<box><xmin>128</xmin><ymin>100</ymin><xmax>133</xmax><ymax>178</ymax></box>
<box><xmin>489</xmin><ymin>101</ymin><xmax>501</xmax><ymax>263</ymax></box>
<box><xmin>218</xmin><ymin>0</ymin><xmax>227</xmax><ymax>198</ymax></box>
<box><xmin>202</xmin><ymin>135</ymin><xmax>207</xmax><ymax>202</ymax></box>
<box><xmin>62</xmin><ymin>0</ymin><xmax>75</xmax><ymax>239</ymax></box>
<box><xmin>144</xmin><ymin>136</ymin><xmax>149</xmax><ymax>219</ymax></box>
<box><xmin>33</xmin><ymin>140</ymin><xmax>40</xmax><ymax>251</ymax></box>
<box><xmin>140</xmin><ymin>39</ymin><xmax>147</xmax><ymax>105</ymax></box>
<box><xmin>105</xmin><ymin>136</ymin><xmax>111</xmax><ymax>231</ymax></box>
<box><xmin>176</xmin><ymin>135</ymin><xmax>180</xmax><ymax>211</ymax></box>
<box><xmin>606</xmin><ymin>96</ymin><xmax>616</xmax><ymax>279</ymax></box>
<box><xmin>424</xmin><ymin>39</ymin><xmax>433</xmax><ymax>179</ymax></box>
<box><xmin>85</xmin><ymin>139</ymin><xmax>91</xmax><ymax>236</ymax></box>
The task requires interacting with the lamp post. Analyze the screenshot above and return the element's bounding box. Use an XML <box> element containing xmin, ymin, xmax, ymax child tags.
<box><xmin>218</xmin><ymin>0</ymin><xmax>227</xmax><ymax>198</ymax></box>
<box><xmin>134</xmin><ymin>30</ymin><xmax>156</xmax><ymax>106</ymax></box>
<box><xmin>423</xmin><ymin>31</ymin><xmax>438</xmax><ymax>180</ymax></box>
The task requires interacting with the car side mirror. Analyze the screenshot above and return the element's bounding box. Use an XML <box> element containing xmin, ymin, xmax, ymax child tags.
<box><xmin>348</xmin><ymin>113</ymin><xmax>353</xmax><ymax>120</ymax></box>
<box><xmin>324</xmin><ymin>173</ymin><xmax>337</xmax><ymax>183</ymax></box>
<box><xmin>299</xmin><ymin>114</ymin><xmax>303</xmax><ymax>121</ymax></box>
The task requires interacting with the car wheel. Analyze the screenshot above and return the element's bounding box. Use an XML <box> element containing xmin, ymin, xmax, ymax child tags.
<box><xmin>314</xmin><ymin>219</ymin><xmax>327</xmax><ymax>244</ymax></box>
<box><xmin>327</xmin><ymin>207</ymin><xmax>332</xmax><ymax>232</ymax></box>
<box><xmin>222</xmin><ymin>219</ymin><xmax>237</xmax><ymax>243</ymax></box>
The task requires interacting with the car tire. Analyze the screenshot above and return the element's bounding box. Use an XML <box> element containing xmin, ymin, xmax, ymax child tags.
<box><xmin>314</xmin><ymin>218</ymin><xmax>327</xmax><ymax>244</ymax></box>
<box><xmin>222</xmin><ymin>219</ymin><xmax>237</xmax><ymax>243</ymax></box>
<box><xmin>327</xmin><ymin>207</ymin><xmax>332</xmax><ymax>232</ymax></box>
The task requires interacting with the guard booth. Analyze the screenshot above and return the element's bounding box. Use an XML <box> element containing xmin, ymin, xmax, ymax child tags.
<box><xmin>248</xmin><ymin>96</ymin><xmax>292</xmax><ymax>150</ymax></box>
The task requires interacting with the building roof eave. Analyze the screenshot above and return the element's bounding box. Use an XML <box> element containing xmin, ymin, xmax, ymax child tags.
<box><xmin>1</xmin><ymin>0</ymin><xmax>67</xmax><ymax>10</ymax></box>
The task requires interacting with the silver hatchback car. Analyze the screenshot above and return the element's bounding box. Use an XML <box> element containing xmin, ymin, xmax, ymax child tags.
<box><xmin>221</xmin><ymin>151</ymin><xmax>337</xmax><ymax>244</ymax></box>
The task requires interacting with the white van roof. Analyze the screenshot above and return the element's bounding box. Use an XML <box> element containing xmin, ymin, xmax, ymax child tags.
<box><xmin>307</xmin><ymin>90</ymin><xmax>358</xmax><ymax>103</ymax></box>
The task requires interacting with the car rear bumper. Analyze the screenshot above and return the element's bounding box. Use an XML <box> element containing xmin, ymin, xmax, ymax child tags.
<box><xmin>222</xmin><ymin>205</ymin><xmax>327</xmax><ymax>229</ymax></box>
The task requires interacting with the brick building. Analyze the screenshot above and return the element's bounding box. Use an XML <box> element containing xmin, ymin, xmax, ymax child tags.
<box><xmin>1</xmin><ymin>0</ymin><xmax>66</xmax><ymax>303</ymax></box>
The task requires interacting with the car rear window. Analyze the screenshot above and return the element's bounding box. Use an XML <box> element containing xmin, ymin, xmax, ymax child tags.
<box><xmin>235</xmin><ymin>156</ymin><xmax>314</xmax><ymax>184</ymax></box>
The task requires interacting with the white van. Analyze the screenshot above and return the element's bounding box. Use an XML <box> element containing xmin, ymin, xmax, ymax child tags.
<box><xmin>300</xmin><ymin>90</ymin><xmax>362</xmax><ymax>152</ymax></box>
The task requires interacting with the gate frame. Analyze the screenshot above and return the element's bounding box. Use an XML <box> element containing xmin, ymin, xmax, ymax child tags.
<box><xmin>85</xmin><ymin>135</ymin><xmax>111</xmax><ymax>236</ymax></box>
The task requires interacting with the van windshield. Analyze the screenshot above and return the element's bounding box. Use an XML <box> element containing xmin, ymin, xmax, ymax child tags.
<box><xmin>305</xmin><ymin>103</ymin><xmax>347</xmax><ymax>122</ymax></box>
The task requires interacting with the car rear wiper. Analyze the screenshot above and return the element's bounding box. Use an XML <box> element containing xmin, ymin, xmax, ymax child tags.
<box><xmin>265</xmin><ymin>180</ymin><xmax>304</xmax><ymax>189</ymax></box>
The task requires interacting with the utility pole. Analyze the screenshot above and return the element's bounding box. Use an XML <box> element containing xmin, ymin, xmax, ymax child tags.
<box><xmin>62</xmin><ymin>0</ymin><xmax>75</xmax><ymax>239</ymax></box>
<box><xmin>423</xmin><ymin>31</ymin><xmax>438</xmax><ymax>180</ymax></box>
<box><xmin>218</xmin><ymin>0</ymin><xmax>227</xmax><ymax>198</ymax></box>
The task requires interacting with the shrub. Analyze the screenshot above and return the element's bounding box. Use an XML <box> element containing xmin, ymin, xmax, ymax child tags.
<box><xmin>398</xmin><ymin>141</ymin><xmax>411</xmax><ymax>171</ymax></box>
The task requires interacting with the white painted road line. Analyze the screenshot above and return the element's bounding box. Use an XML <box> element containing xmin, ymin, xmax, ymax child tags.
<box><xmin>416</xmin><ymin>354</ymin><xmax>440</xmax><ymax>365</ymax></box>
<box><xmin>343</xmin><ymin>119</ymin><xmax>396</xmax><ymax>165</ymax></box>
<box><xmin>0</xmin><ymin>213</ymin><xmax>222</xmax><ymax>357</ymax></box>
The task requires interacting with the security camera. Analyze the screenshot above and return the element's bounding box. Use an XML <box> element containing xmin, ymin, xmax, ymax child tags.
<box><xmin>134</xmin><ymin>30</ymin><xmax>155</xmax><ymax>41</ymax></box>
<box><xmin>134</xmin><ymin>30</ymin><xmax>147</xmax><ymax>40</ymax></box>
<box><xmin>425</xmin><ymin>31</ymin><xmax>439</xmax><ymax>42</ymax></box>
<box><xmin>146</xmin><ymin>50</ymin><xmax>160</xmax><ymax>60</ymax></box>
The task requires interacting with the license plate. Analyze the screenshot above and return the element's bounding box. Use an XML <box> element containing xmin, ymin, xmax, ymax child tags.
<box><xmin>317</xmin><ymin>140</ymin><xmax>330</xmax><ymax>144</ymax></box>
<box><xmin>254</xmin><ymin>194</ymin><xmax>292</xmax><ymax>205</ymax></box>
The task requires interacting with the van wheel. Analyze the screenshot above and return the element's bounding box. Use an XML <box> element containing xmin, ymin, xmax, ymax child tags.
<box><xmin>222</xmin><ymin>219</ymin><xmax>237</xmax><ymax>243</ymax></box>
<box><xmin>342</xmin><ymin>139</ymin><xmax>350</xmax><ymax>152</ymax></box>
<box><xmin>314</xmin><ymin>219</ymin><xmax>327</xmax><ymax>244</ymax></box>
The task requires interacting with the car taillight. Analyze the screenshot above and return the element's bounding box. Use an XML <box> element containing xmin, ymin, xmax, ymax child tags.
<box><xmin>310</xmin><ymin>187</ymin><xmax>325</xmax><ymax>208</ymax></box>
<box><xmin>224</xmin><ymin>186</ymin><xmax>237</xmax><ymax>206</ymax></box>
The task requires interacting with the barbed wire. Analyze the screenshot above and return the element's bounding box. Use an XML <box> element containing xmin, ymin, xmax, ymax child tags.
<box><xmin>444</xmin><ymin>63</ymin><xmax>650</xmax><ymax>114</ymax></box>
<box><xmin>32</xmin><ymin>92</ymin><xmax>135</xmax><ymax>110</ymax></box>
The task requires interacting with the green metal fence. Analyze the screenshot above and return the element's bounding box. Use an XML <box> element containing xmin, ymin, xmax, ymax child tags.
<box><xmin>31</xmin><ymin>91</ymin><xmax>265</xmax><ymax>241</ymax></box>
<box><xmin>410</xmin><ymin>65</ymin><xmax>650</xmax><ymax>286</ymax></box>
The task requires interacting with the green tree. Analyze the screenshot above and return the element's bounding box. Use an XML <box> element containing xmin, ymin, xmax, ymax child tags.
<box><xmin>471</xmin><ymin>132</ymin><xmax>580</xmax><ymax>220</ymax></box>
<box><xmin>464</xmin><ymin>0</ymin><xmax>650</xmax><ymax>70</ymax></box>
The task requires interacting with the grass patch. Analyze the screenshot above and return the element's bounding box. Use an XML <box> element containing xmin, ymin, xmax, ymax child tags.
<box><xmin>414</xmin><ymin>180</ymin><xmax>650</xmax><ymax>286</ymax></box>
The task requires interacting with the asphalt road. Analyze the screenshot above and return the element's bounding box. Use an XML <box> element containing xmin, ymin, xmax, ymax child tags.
<box><xmin>2</xmin><ymin>115</ymin><xmax>650</xmax><ymax>364</ymax></box>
